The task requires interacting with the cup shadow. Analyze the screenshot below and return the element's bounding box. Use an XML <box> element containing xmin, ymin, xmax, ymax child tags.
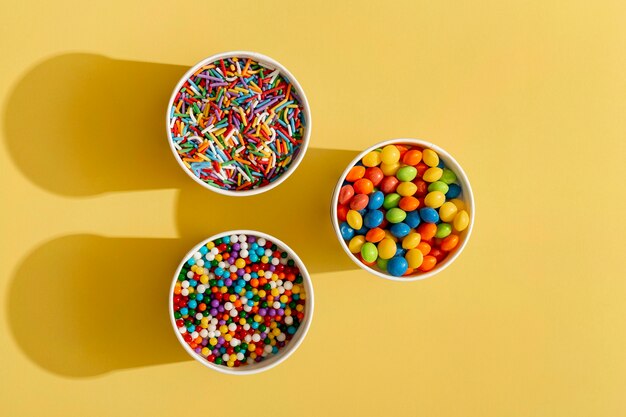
<box><xmin>5</xmin><ymin>54</ymin><xmax>359</xmax><ymax>377</ymax></box>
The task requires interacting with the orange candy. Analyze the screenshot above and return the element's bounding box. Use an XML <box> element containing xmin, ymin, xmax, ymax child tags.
<box><xmin>337</xmin><ymin>204</ymin><xmax>348</xmax><ymax>221</ymax></box>
<box><xmin>399</xmin><ymin>196</ymin><xmax>419</xmax><ymax>211</ymax></box>
<box><xmin>365</xmin><ymin>227</ymin><xmax>386</xmax><ymax>242</ymax></box>
<box><xmin>402</xmin><ymin>149</ymin><xmax>422</xmax><ymax>166</ymax></box>
<box><xmin>417</xmin><ymin>223</ymin><xmax>437</xmax><ymax>240</ymax></box>
<box><xmin>353</xmin><ymin>178</ymin><xmax>374</xmax><ymax>194</ymax></box>
<box><xmin>418</xmin><ymin>255</ymin><xmax>437</xmax><ymax>271</ymax></box>
<box><xmin>441</xmin><ymin>234</ymin><xmax>459</xmax><ymax>251</ymax></box>
<box><xmin>416</xmin><ymin>241</ymin><xmax>431</xmax><ymax>256</ymax></box>
<box><xmin>346</xmin><ymin>166</ymin><xmax>366</xmax><ymax>182</ymax></box>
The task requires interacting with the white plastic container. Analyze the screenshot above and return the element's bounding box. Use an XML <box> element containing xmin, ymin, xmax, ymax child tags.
<box><xmin>331</xmin><ymin>138</ymin><xmax>475</xmax><ymax>282</ymax></box>
<box><xmin>166</xmin><ymin>51</ymin><xmax>312</xmax><ymax>196</ymax></box>
<box><xmin>169</xmin><ymin>230</ymin><xmax>314</xmax><ymax>374</ymax></box>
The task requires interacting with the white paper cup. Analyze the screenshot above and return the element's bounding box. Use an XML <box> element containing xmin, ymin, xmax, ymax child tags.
<box><xmin>166</xmin><ymin>51</ymin><xmax>312</xmax><ymax>196</ymax></box>
<box><xmin>331</xmin><ymin>138</ymin><xmax>475</xmax><ymax>282</ymax></box>
<box><xmin>169</xmin><ymin>230</ymin><xmax>314</xmax><ymax>374</ymax></box>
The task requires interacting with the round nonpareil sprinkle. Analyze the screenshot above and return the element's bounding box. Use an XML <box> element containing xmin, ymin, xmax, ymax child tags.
<box><xmin>172</xmin><ymin>233</ymin><xmax>307</xmax><ymax>368</ymax></box>
<box><xmin>169</xmin><ymin>56</ymin><xmax>307</xmax><ymax>191</ymax></box>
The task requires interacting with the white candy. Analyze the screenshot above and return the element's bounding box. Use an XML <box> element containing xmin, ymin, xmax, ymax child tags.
<box><xmin>186</xmin><ymin>271</ymin><xmax>194</xmax><ymax>278</ymax></box>
<box><xmin>228</xmin><ymin>323</ymin><xmax>237</xmax><ymax>331</ymax></box>
<box><xmin>196</xmin><ymin>259</ymin><xmax>204</xmax><ymax>267</ymax></box>
<box><xmin>243</xmin><ymin>323</ymin><xmax>251</xmax><ymax>331</ymax></box>
<box><xmin>269</xmin><ymin>281</ymin><xmax>277</xmax><ymax>288</ymax></box>
<box><xmin>280</xmin><ymin>258</ymin><xmax>288</xmax><ymax>265</ymax></box>
<box><xmin>285</xmin><ymin>316</ymin><xmax>293</xmax><ymax>325</ymax></box>
<box><xmin>278</xmin><ymin>287</ymin><xmax>285</xmax><ymax>294</ymax></box>
<box><xmin>211</xmin><ymin>247</ymin><xmax>219</xmax><ymax>255</ymax></box>
<box><xmin>244</xmin><ymin>335</ymin><xmax>252</xmax><ymax>342</ymax></box>
<box><xmin>240</xmin><ymin>249</ymin><xmax>249</xmax><ymax>258</ymax></box>
<box><xmin>181</xmin><ymin>280</ymin><xmax>190</xmax><ymax>288</ymax></box>
<box><xmin>200</xmin><ymin>329</ymin><xmax>208</xmax><ymax>338</ymax></box>
<box><xmin>264</xmin><ymin>249</ymin><xmax>272</xmax><ymax>257</ymax></box>
<box><xmin>271</xmin><ymin>258</ymin><xmax>280</xmax><ymax>265</ymax></box>
<box><xmin>208</xmin><ymin>331</ymin><xmax>215</xmax><ymax>338</ymax></box>
<box><xmin>236</xmin><ymin>352</ymin><xmax>245</xmax><ymax>361</ymax></box>
<box><xmin>205</xmin><ymin>253</ymin><xmax>215</xmax><ymax>261</ymax></box>
<box><xmin>243</xmin><ymin>273</ymin><xmax>251</xmax><ymax>281</ymax></box>
<box><xmin>229</xmin><ymin>309</ymin><xmax>238</xmax><ymax>317</ymax></box>
<box><xmin>239</xmin><ymin>234</ymin><xmax>247</xmax><ymax>242</ymax></box>
<box><xmin>240</xmin><ymin>242</ymin><xmax>248</xmax><ymax>250</ymax></box>
<box><xmin>191</xmin><ymin>331</ymin><xmax>199</xmax><ymax>339</ymax></box>
<box><xmin>181</xmin><ymin>289</ymin><xmax>189</xmax><ymax>296</ymax></box>
<box><xmin>252</xmin><ymin>334</ymin><xmax>261</xmax><ymax>342</ymax></box>
<box><xmin>224</xmin><ymin>302</ymin><xmax>233</xmax><ymax>310</ymax></box>
<box><xmin>196</xmin><ymin>285</ymin><xmax>206</xmax><ymax>294</ymax></box>
<box><xmin>273</xmin><ymin>301</ymin><xmax>281</xmax><ymax>309</ymax></box>
<box><xmin>193</xmin><ymin>252</ymin><xmax>202</xmax><ymax>260</ymax></box>
<box><xmin>277</xmin><ymin>333</ymin><xmax>286</xmax><ymax>342</ymax></box>
<box><xmin>229</xmin><ymin>265</ymin><xmax>237</xmax><ymax>272</ymax></box>
<box><xmin>264</xmin><ymin>345</ymin><xmax>273</xmax><ymax>353</ymax></box>
<box><xmin>284</xmin><ymin>281</ymin><xmax>293</xmax><ymax>290</ymax></box>
<box><xmin>218</xmin><ymin>261</ymin><xmax>226</xmax><ymax>269</ymax></box>
<box><xmin>243</xmin><ymin>305</ymin><xmax>252</xmax><ymax>312</ymax></box>
<box><xmin>178</xmin><ymin>326</ymin><xmax>186</xmax><ymax>334</ymax></box>
<box><xmin>210</xmin><ymin>318</ymin><xmax>218</xmax><ymax>325</ymax></box>
<box><xmin>257</xmin><ymin>238</ymin><xmax>266</xmax><ymax>246</ymax></box>
<box><xmin>230</xmin><ymin>234</ymin><xmax>239</xmax><ymax>243</ymax></box>
<box><xmin>195</xmin><ymin>313</ymin><xmax>203</xmax><ymax>320</ymax></box>
<box><xmin>222</xmin><ymin>354</ymin><xmax>230</xmax><ymax>361</ymax></box>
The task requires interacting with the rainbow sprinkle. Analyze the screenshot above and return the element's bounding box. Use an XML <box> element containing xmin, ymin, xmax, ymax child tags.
<box><xmin>169</xmin><ymin>56</ymin><xmax>307</xmax><ymax>191</ymax></box>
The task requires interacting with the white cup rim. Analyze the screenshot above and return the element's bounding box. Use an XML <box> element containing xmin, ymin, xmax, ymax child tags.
<box><xmin>330</xmin><ymin>138</ymin><xmax>475</xmax><ymax>282</ymax></box>
<box><xmin>165</xmin><ymin>51</ymin><xmax>312</xmax><ymax>197</ymax></box>
<box><xmin>169</xmin><ymin>230</ymin><xmax>315</xmax><ymax>374</ymax></box>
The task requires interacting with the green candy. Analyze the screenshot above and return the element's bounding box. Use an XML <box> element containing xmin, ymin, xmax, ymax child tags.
<box><xmin>428</xmin><ymin>181</ymin><xmax>449</xmax><ymax>194</ymax></box>
<box><xmin>435</xmin><ymin>222</ymin><xmax>452</xmax><ymax>238</ymax></box>
<box><xmin>361</xmin><ymin>242</ymin><xmax>378</xmax><ymax>263</ymax></box>
<box><xmin>383</xmin><ymin>193</ymin><xmax>401</xmax><ymax>209</ymax></box>
<box><xmin>440</xmin><ymin>168</ymin><xmax>457</xmax><ymax>185</ymax></box>
<box><xmin>396</xmin><ymin>166</ymin><xmax>417</xmax><ymax>182</ymax></box>
<box><xmin>386</xmin><ymin>207</ymin><xmax>407</xmax><ymax>223</ymax></box>
<box><xmin>376</xmin><ymin>257</ymin><xmax>389</xmax><ymax>270</ymax></box>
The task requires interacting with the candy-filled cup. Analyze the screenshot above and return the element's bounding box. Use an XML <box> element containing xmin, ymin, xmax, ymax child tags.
<box><xmin>331</xmin><ymin>139</ymin><xmax>475</xmax><ymax>282</ymax></box>
<box><xmin>169</xmin><ymin>230</ymin><xmax>314</xmax><ymax>374</ymax></box>
<box><xmin>166</xmin><ymin>51</ymin><xmax>312</xmax><ymax>196</ymax></box>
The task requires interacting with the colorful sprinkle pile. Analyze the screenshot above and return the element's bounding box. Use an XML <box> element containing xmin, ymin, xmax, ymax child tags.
<box><xmin>169</xmin><ymin>56</ymin><xmax>307</xmax><ymax>191</ymax></box>
<box><xmin>172</xmin><ymin>233</ymin><xmax>307</xmax><ymax>368</ymax></box>
<box><xmin>336</xmin><ymin>144</ymin><xmax>471</xmax><ymax>277</ymax></box>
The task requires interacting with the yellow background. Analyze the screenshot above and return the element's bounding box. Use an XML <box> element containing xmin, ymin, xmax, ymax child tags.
<box><xmin>1</xmin><ymin>0</ymin><xmax>625</xmax><ymax>416</ymax></box>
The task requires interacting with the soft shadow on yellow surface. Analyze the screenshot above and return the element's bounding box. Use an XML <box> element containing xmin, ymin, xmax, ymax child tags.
<box><xmin>5</xmin><ymin>54</ymin><xmax>358</xmax><ymax>377</ymax></box>
<box><xmin>4</xmin><ymin>54</ymin><xmax>190</xmax><ymax>195</ymax></box>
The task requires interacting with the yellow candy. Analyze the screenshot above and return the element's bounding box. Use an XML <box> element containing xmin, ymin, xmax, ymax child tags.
<box><xmin>450</xmin><ymin>198</ymin><xmax>465</xmax><ymax>211</ymax></box>
<box><xmin>201</xmin><ymin>347</ymin><xmax>210</xmax><ymax>356</ymax></box>
<box><xmin>206</xmin><ymin>242</ymin><xmax>215</xmax><ymax>249</ymax></box>
<box><xmin>453</xmin><ymin>210</ymin><xmax>470</xmax><ymax>232</ymax></box>
<box><xmin>402</xmin><ymin>232</ymin><xmax>421</xmax><ymax>249</ymax></box>
<box><xmin>362</xmin><ymin>151</ymin><xmax>382</xmax><ymax>167</ymax></box>
<box><xmin>261</xmin><ymin>256</ymin><xmax>269</xmax><ymax>263</ymax></box>
<box><xmin>424</xmin><ymin>191</ymin><xmax>445</xmax><ymax>208</ymax></box>
<box><xmin>200</xmin><ymin>274</ymin><xmax>209</xmax><ymax>284</ymax></box>
<box><xmin>381</xmin><ymin>145</ymin><xmax>401</xmax><ymax>164</ymax></box>
<box><xmin>396</xmin><ymin>181</ymin><xmax>418</xmax><ymax>197</ymax></box>
<box><xmin>377</xmin><ymin>238</ymin><xmax>397</xmax><ymax>259</ymax></box>
<box><xmin>384</xmin><ymin>230</ymin><xmax>398</xmax><ymax>242</ymax></box>
<box><xmin>248</xmin><ymin>344</ymin><xmax>256</xmax><ymax>352</ymax></box>
<box><xmin>215</xmin><ymin>254</ymin><xmax>222</xmax><ymax>261</ymax></box>
<box><xmin>423</xmin><ymin>148</ymin><xmax>439</xmax><ymax>167</ymax></box>
<box><xmin>235</xmin><ymin>258</ymin><xmax>246</xmax><ymax>269</ymax></box>
<box><xmin>272</xmin><ymin>328</ymin><xmax>281</xmax><ymax>336</ymax></box>
<box><xmin>271</xmin><ymin>288</ymin><xmax>279</xmax><ymax>296</ymax></box>
<box><xmin>258</xmin><ymin>289</ymin><xmax>266</xmax><ymax>297</ymax></box>
<box><xmin>380</xmin><ymin>161</ymin><xmax>400</xmax><ymax>176</ymax></box>
<box><xmin>227</xmin><ymin>361</ymin><xmax>234</xmax><ymax>367</ymax></box>
<box><xmin>439</xmin><ymin>201</ymin><xmax>458</xmax><ymax>222</ymax></box>
<box><xmin>348</xmin><ymin>235</ymin><xmax>366</xmax><ymax>253</ymax></box>
<box><xmin>292</xmin><ymin>285</ymin><xmax>301</xmax><ymax>294</ymax></box>
<box><xmin>209</xmin><ymin>337</ymin><xmax>218</xmax><ymax>346</ymax></box>
<box><xmin>224</xmin><ymin>334</ymin><xmax>232</xmax><ymax>342</ymax></box>
<box><xmin>295</xmin><ymin>304</ymin><xmax>304</xmax><ymax>312</ymax></box>
<box><xmin>280</xmin><ymin>295</ymin><xmax>289</xmax><ymax>303</ymax></box>
<box><xmin>406</xmin><ymin>249</ymin><xmax>424</xmax><ymax>268</ymax></box>
<box><xmin>347</xmin><ymin>210</ymin><xmax>363</xmax><ymax>229</ymax></box>
<box><xmin>423</xmin><ymin>167</ymin><xmax>443</xmax><ymax>182</ymax></box>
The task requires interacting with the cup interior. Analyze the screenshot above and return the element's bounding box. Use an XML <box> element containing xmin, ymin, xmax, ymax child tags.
<box><xmin>331</xmin><ymin>138</ymin><xmax>475</xmax><ymax>281</ymax></box>
<box><xmin>169</xmin><ymin>230</ymin><xmax>314</xmax><ymax>374</ymax></box>
<box><xmin>166</xmin><ymin>51</ymin><xmax>312</xmax><ymax>197</ymax></box>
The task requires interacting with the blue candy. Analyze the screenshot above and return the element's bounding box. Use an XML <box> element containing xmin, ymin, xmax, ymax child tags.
<box><xmin>404</xmin><ymin>210</ymin><xmax>421</xmax><ymax>228</ymax></box>
<box><xmin>363</xmin><ymin>209</ymin><xmax>384</xmax><ymax>228</ymax></box>
<box><xmin>390</xmin><ymin>222</ymin><xmax>410</xmax><ymax>238</ymax></box>
<box><xmin>419</xmin><ymin>207</ymin><xmax>439</xmax><ymax>223</ymax></box>
<box><xmin>387</xmin><ymin>256</ymin><xmax>408</xmax><ymax>277</ymax></box>
<box><xmin>395</xmin><ymin>243</ymin><xmax>406</xmax><ymax>258</ymax></box>
<box><xmin>368</xmin><ymin>191</ymin><xmax>385</xmax><ymax>210</ymax></box>
<box><xmin>356</xmin><ymin>225</ymin><xmax>369</xmax><ymax>235</ymax></box>
<box><xmin>340</xmin><ymin>222</ymin><xmax>355</xmax><ymax>240</ymax></box>
<box><xmin>446</xmin><ymin>183</ymin><xmax>461</xmax><ymax>199</ymax></box>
